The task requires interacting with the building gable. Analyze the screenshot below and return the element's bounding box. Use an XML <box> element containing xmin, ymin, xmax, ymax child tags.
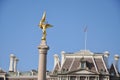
<box><xmin>109</xmin><ymin>64</ymin><xmax>119</xmax><ymax>77</ymax></box>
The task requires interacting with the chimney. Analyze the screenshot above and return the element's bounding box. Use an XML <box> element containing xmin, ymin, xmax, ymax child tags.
<box><xmin>114</xmin><ymin>54</ymin><xmax>119</xmax><ymax>71</ymax></box>
<box><xmin>104</xmin><ymin>51</ymin><xmax>110</xmax><ymax>68</ymax></box>
<box><xmin>61</xmin><ymin>51</ymin><xmax>65</xmax><ymax>66</ymax></box>
<box><xmin>17</xmin><ymin>71</ymin><xmax>20</xmax><ymax>76</ymax></box>
<box><xmin>54</xmin><ymin>54</ymin><xmax>59</xmax><ymax>68</ymax></box>
<box><xmin>9</xmin><ymin>54</ymin><xmax>15</xmax><ymax>72</ymax></box>
<box><xmin>13</xmin><ymin>57</ymin><xmax>19</xmax><ymax>72</ymax></box>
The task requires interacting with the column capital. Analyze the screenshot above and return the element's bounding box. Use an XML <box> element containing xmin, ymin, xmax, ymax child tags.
<box><xmin>38</xmin><ymin>40</ymin><xmax>49</xmax><ymax>49</ymax></box>
<box><xmin>38</xmin><ymin>44</ymin><xmax>49</xmax><ymax>50</ymax></box>
<box><xmin>38</xmin><ymin>40</ymin><xmax>49</xmax><ymax>54</ymax></box>
<box><xmin>14</xmin><ymin>57</ymin><xmax>19</xmax><ymax>62</ymax></box>
<box><xmin>10</xmin><ymin>54</ymin><xmax>15</xmax><ymax>58</ymax></box>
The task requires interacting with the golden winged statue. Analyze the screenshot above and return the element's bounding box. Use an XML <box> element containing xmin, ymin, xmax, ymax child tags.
<box><xmin>38</xmin><ymin>12</ymin><xmax>52</xmax><ymax>41</ymax></box>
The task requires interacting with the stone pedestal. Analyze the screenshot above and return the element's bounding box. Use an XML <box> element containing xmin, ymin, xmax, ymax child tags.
<box><xmin>38</xmin><ymin>40</ymin><xmax>49</xmax><ymax>80</ymax></box>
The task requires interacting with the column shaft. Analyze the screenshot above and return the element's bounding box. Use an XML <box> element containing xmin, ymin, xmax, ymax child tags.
<box><xmin>38</xmin><ymin>53</ymin><xmax>47</xmax><ymax>80</ymax></box>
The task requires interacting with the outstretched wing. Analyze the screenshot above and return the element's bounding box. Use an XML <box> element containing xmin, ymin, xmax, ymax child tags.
<box><xmin>46</xmin><ymin>24</ymin><xmax>53</xmax><ymax>28</ymax></box>
<box><xmin>41</xmin><ymin>11</ymin><xmax>46</xmax><ymax>23</ymax></box>
<box><xmin>39</xmin><ymin>12</ymin><xmax>46</xmax><ymax>27</ymax></box>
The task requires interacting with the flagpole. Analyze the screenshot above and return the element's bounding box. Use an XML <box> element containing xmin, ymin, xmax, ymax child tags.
<box><xmin>84</xmin><ymin>26</ymin><xmax>87</xmax><ymax>51</ymax></box>
<box><xmin>85</xmin><ymin>30</ymin><xmax>87</xmax><ymax>51</ymax></box>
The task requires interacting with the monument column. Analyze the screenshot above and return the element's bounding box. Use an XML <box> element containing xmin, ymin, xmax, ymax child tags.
<box><xmin>38</xmin><ymin>12</ymin><xmax>52</xmax><ymax>80</ymax></box>
<box><xmin>38</xmin><ymin>40</ymin><xmax>49</xmax><ymax>80</ymax></box>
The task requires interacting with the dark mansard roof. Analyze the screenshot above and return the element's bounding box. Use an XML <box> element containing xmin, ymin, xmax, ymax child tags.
<box><xmin>52</xmin><ymin>50</ymin><xmax>111</xmax><ymax>75</ymax></box>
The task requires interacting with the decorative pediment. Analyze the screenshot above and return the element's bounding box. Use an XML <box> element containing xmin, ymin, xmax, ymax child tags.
<box><xmin>75</xmin><ymin>70</ymin><xmax>95</xmax><ymax>74</ymax></box>
<box><xmin>66</xmin><ymin>69</ymin><xmax>97</xmax><ymax>75</ymax></box>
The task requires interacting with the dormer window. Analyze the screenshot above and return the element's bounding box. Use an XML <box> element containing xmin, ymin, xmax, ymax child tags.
<box><xmin>80</xmin><ymin>60</ymin><xmax>86</xmax><ymax>69</ymax></box>
<box><xmin>81</xmin><ymin>62</ymin><xmax>86</xmax><ymax>68</ymax></box>
<box><xmin>111</xmin><ymin>72</ymin><xmax>114</xmax><ymax>76</ymax></box>
<box><xmin>62</xmin><ymin>68</ymin><xmax>68</xmax><ymax>73</ymax></box>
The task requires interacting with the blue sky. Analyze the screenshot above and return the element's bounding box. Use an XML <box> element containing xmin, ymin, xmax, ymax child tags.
<box><xmin>0</xmin><ymin>0</ymin><xmax>120</xmax><ymax>71</ymax></box>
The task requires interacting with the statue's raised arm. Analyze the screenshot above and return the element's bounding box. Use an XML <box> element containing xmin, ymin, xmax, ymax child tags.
<box><xmin>38</xmin><ymin>12</ymin><xmax>52</xmax><ymax>41</ymax></box>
